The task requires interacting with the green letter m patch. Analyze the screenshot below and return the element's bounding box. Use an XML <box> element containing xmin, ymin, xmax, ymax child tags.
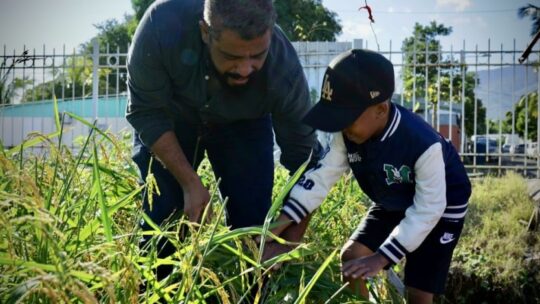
<box><xmin>383</xmin><ymin>164</ymin><xmax>412</xmax><ymax>185</ymax></box>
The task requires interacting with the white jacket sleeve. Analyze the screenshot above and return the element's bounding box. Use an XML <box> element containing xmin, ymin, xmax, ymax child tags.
<box><xmin>377</xmin><ymin>142</ymin><xmax>447</xmax><ymax>264</ymax></box>
<box><xmin>282</xmin><ymin>132</ymin><xmax>350</xmax><ymax>223</ymax></box>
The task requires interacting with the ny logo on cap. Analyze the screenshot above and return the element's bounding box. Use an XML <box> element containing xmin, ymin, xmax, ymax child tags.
<box><xmin>370</xmin><ymin>91</ymin><xmax>380</xmax><ymax>99</ymax></box>
<box><xmin>321</xmin><ymin>74</ymin><xmax>333</xmax><ymax>101</ymax></box>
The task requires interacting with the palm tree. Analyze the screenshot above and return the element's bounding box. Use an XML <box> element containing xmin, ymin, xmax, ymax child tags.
<box><xmin>518</xmin><ymin>4</ymin><xmax>540</xmax><ymax>36</ymax></box>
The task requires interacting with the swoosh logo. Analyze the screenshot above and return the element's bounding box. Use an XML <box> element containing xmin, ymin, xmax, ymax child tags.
<box><xmin>440</xmin><ymin>236</ymin><xmax>455</xmax><ymax>244</ymax></box>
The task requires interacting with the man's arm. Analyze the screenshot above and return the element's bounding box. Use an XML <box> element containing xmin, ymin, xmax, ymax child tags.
<box><xmin>151</xmin><ymin>131</ymin><xmax>210</xmax><ymax>222</ymax></box>
<box><xmin>126</xmin><ymin>9</ymin><xmax>209</xmax><ymax>222</ymax></box>
<box><xmin>270</xmin><ymin>37</ymin><xmax>320</xmax><ymax>173</ymax></box>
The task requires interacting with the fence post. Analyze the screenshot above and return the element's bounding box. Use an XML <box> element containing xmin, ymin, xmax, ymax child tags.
<box><xmin>352</xmin><ymin>39</ymin><xmax>363</xmax><ymax>49</ymax></box>
<box><xmin>92</xmin><ymin>38</ymin><xmax>99</xmax><ymax>121</ymax></box>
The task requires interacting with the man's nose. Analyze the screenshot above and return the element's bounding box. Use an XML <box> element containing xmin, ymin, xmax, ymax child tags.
<box><xmin>235</xmin><ymin>60</ymin><xmax>255</xmax><ymax>77</ymax></box>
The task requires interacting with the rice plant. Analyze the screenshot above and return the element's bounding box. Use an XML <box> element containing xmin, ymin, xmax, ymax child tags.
<box><xmin>0</xmin><ymin>100</ymin><xmax>402</xmax><ymax>303</ymax></box>
<box><xmin>5</xmin><ymin>102</ymin><xmax>537</xmax><ymax>302</ymax></box>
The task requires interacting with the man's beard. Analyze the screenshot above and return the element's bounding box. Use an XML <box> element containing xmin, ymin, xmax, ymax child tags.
<box><xmin>212</xmin><ymin>65</ymin><xmax>260</xmax><ymax>94</ymax></box>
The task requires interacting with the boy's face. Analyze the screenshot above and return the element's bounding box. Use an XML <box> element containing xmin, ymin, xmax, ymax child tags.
<box><xmin>343</xmin><ymin>102</ymin><xmax>389</xmax><ymax>144</ymax></box>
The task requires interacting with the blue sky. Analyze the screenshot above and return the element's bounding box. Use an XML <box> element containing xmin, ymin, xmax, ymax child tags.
<box><xmin>325</xmin><ymin>0</ymin><xmax>535</xmax><ymax>51</ymax></box>
<box><xmin>0</xmin><ymin>0</ymin><xmax>536</xmax><ymax>53</ymax></box>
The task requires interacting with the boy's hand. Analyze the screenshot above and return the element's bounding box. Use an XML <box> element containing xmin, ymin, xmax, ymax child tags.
<box><xmin>341</xmin><ymin>252</ymin><xmax>390</xmax><ymax>279</ymax></box>
<box><xmin>262</xmin><ymin>242</ymin><xmax>294</xmax><ymax>263</ymax></box>
<box><xmin>255</xmin><ymin>213</ymin><xmax>294</xmax><ymax>243</ymax></box>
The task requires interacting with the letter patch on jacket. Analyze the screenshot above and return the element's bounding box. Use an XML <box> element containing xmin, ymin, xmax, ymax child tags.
<box><xmin>383</xmin><ymin>164</ymin><xmax>412</xmax><ymax>185</ymax></box>
<box><xmin>347</xmin><ymin>152</ymin><xmax>362</xmax><ymax>163</ymax></box>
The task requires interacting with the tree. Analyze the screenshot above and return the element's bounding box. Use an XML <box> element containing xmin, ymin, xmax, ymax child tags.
<box><xmin>79</xmin><ymin>16</ymin><xmax>136</xmax><ymax>97</ymax></box>
<box><xmin>20</xmin><ymin>57</ymin><xmax>114</xmax><ymax>102</ymax></box>
<box><xmin>1</xmin><ymin>51</ymin><xmax>34</xmax><ymax>104</ymax></box>
<box><xmin>401</xmin><ymin>21</ymin><xmax>488</xmax><ymax>137</ymax></box>
<box><xmin>0</xmin><ymin>76</ymin><xmax>30</xmax><ymax>104</ymax></box>
<box><xmin>503</xmin><ymin>92</ymin><xmax>538</xmax><ymax>141</ymax></box>
<box><xmin>1</xmin><ymin>68</ymin><xmax>15</xmax><ymax>104</ymax></box>
<box><xmin>132</xmin><ymin>0</ymin><xmax>154</xmax><ymax>21</ymax></box>
<box><xmin>81</xmin><ymin>16</ymin><xmax>136</xmax><ymax>54</ymax></box>
<box><xmin>274</xmin><ymin>0</ymin><xmax>341</xmax><ymax>41</ymax></box>
<box><xmin>518</xmin><ymin>4</ymin><xmax>540</xmax><ymax>36</ymax></box>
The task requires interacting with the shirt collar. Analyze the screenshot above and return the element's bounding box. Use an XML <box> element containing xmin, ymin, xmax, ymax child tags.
<box><xmin>378</xmin><ymin>103</ymin><xmax>401</xmax><ymax>142</ymax></box>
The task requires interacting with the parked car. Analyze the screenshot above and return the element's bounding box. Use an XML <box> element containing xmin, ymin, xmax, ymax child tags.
<box><xmin>511</xmin><ymin>144</ymin><xmax>526</xmax><ymax>154</ymax></box>
<box><xmin>467</xmin><ymin>137</ymin><xmax>498</xmax><ymax>164</ymax></box>
<box><xmin>526</xmin><ymin>143</ymin><xmax>539</xmax><ymax>159</ymax></box>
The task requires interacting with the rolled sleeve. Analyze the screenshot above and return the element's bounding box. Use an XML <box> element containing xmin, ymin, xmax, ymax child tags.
<box><xmin>126</xmin><ymin>11</ymin><xmax>174</xmax><ymax>148</ymax></box>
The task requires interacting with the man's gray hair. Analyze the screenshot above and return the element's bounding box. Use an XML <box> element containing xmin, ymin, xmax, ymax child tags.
<box><xmin>203</xmin><ymin>0</ymin><xmax>277</xmax><ymax>41</ymax></box>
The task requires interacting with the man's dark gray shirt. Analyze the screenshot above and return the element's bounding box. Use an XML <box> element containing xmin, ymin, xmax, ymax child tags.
<box><xmin>126</xmin><ymin>0</ymin><xmax>317</xmax><ymax>172</ymax></box>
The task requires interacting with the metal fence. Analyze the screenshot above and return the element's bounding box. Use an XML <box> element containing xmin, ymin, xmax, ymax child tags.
<box><xmin>1</xmin><ymin>39</ymin><xmax>539</xmax><ymax>177</ymax></box>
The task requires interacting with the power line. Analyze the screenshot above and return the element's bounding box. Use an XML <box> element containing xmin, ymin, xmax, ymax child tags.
<box><xmin>335</xmin><ymin>8</ymin><xmax>517</xmax><ymax>15</ymax></box>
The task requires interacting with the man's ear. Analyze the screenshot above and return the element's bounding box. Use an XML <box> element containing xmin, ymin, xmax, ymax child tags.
<box><xmin>199</xmin><ymin>20</ymin><xmax>210</xmax><ymax>44</ymax></box>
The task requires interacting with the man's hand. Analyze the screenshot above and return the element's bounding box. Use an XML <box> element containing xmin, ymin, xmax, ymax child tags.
<box><xmin>182</xmin><ymin>179</ymin><xmax>211</xmax><ymax>223</ymax></box>
<box><xmin>150</xmin><ymin>131</ymin><xmax>211</xmax><ymax>223</ymax></box>
<box><xmin>341</xmin><ymin>252</ymin><xmax>390</xmax><ymax>280</ymax></box>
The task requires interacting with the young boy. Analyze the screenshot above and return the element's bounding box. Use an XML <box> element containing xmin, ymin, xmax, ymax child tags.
<box><xmin>268</xmin><ymin>49</ymin><xmax>471</xmax><ymax>303</ymax></box>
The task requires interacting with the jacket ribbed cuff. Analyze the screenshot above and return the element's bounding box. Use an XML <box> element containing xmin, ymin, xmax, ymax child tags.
<box><xmin>282</xmin><ymin>197</ymin><xmax>309</xmax><ymax>224</ymax></box>
<box><xmin>377</xmin><ymin>237</ymin><xmax>409</xmax><ymax>265</ymax></box>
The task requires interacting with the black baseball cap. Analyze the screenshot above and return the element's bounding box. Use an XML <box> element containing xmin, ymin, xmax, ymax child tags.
<box><xmin>302</xmin><ymin>49</ymin><xmax>395</xmax><ymax>132</ymax></box>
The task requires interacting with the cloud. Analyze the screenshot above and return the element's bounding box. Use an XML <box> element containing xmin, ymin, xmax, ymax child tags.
<box><xmin>339</xmin><ymin>20</ymin><xmax>377</xmax><ymax>42</ymax></box>
<box><xmin>436</xmin><ymin>0</ymin><xmax>472</xmax><ymax>11</ymax></box>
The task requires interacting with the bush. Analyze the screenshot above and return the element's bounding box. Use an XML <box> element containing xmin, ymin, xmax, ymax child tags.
<box><xmin>444</xmin><ymin>173</ymin><xmax>540</xmax><ymax>303</ymax></box>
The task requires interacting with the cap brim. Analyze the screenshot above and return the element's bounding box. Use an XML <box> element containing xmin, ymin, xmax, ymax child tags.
<box><xmin>302</xmin><ymin>101</ymin><xmax>365</xmax><ymax>133</ymax></box>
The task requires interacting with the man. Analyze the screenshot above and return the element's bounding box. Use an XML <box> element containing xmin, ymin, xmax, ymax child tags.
<box><xmin>126</xmin><ymin>0</ymin><xmax>319</xmax><ymax>277</ymax></box>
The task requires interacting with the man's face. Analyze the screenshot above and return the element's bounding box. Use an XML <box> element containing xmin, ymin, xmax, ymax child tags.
<box><xmin>200</xmin><ymin>22</ymin><xmax>271</xmax><ymax>87</ymax></box>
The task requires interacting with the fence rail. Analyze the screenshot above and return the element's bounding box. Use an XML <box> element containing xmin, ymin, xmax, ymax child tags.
<box><xmin>1</xmin><ymin>39</ymin><xmax>539</xmax><ymax>177</ymax></box>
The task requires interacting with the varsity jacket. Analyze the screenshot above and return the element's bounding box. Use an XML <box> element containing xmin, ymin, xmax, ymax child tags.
<box><xmin>283</xmin><ymin>103</ymin><xmax>472</xmax><ymax>264</ymax></box>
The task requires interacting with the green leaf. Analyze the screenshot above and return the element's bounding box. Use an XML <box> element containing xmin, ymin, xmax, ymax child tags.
<box><xmin>0</xmin><ymin>254</ymin><xmax>99</xmax><ymax>283</ymax></box>
<box><xmin>92</xmin><ymin>140</ymin><xmax>113</xmax><ymax>243</ymax></box>
<box><xmin>6</xmin><ymin>131</ymin><xmax>61</xmax><ymax>155</ymax></box>
<box><xmin>259</xmin><ymin>152</ymin><xmax>312</xmax><ymax>262</ymax></box>
<box><xmin>294</xmin><ymin>249</ymin><xmax>338</xmax><ymax>304</ymax></box>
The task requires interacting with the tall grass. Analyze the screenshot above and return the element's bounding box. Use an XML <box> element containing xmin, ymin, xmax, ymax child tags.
<box><xmin>2</xmin><ymin>104</ymin><xmax>536</xmax><ymax>303</ymax></box>
<box><xmin>446</xmin><ymin>173</ymin><xmax>540</xmax><ymax>303</ymax></box>
<box><xmin>0</xmin><ymin>104</ymin><xmax>396</xmax><ymax>303</ymax></box>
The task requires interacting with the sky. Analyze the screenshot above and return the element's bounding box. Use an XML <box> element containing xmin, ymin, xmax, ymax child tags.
<box><xmin>0</xmin><ymin>0</ymin><xmax>536</xmax><ymax>54</ymax></box>
<box><xmin>325</xmin><ymin>0</ymin><xmax>535</xmax><ymax>52</ymax></box>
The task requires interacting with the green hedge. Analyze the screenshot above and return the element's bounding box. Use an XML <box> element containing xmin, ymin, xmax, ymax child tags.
<box><xmin>444</xmin><ymin>173</ymin><xmax>540</xmax><ymax>303</ymax></box>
